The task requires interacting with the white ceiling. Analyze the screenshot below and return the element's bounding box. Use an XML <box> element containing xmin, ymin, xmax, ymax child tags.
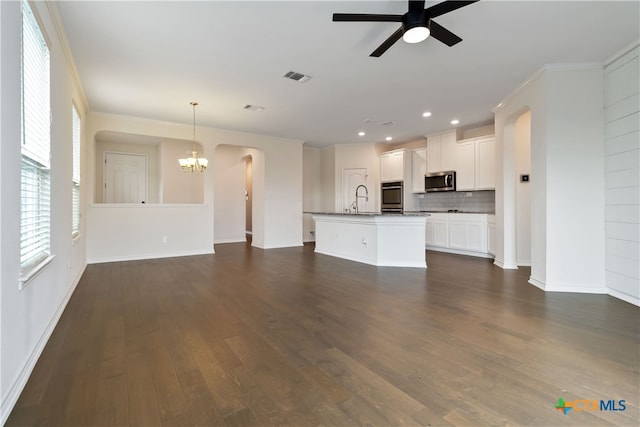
<box><xmin>57</xmin><ymin>1</ymin><xmax>639</xmax><ymax>147</ymax></box>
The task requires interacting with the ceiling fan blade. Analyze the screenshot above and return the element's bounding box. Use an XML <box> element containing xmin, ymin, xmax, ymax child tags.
<box><xmin>333</xmin><ymin>13</ymin><xmax>402</xmax><ymax>22</ymax></box>
<box><xmin>429</xmin><ymin>20</ymin><xmax>463</xmax><ymax>46</ymax></box>
<box><xmin>370</xmin><ymin>27</ymin><xmax>404</xmax><ymax>57</ymax></box>
<box><xmin>427</xmin><ymin>0</ymin><xmax>479</xmax><ymax>19</ymax></box>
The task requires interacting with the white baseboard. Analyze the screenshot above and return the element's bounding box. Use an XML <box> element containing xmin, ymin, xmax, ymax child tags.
<box><xmin>87</xmin><ymin>249</ymin><xmax>214</xmax><ymax>264</ymax></box>
<box><xmin>528</xmin><ymin>276</ymin><xmax>608</xmax><ymax>294</ymax></box>
<box><xmin>606</xmin><ymin>289</ymin><xmax>640</xmax><ymax>307</ymax></box>
<box><xmin>1</xmin><ymin>262</ymin><xmax>87</xmax><ymax>426</ymax></box>
<box><xmin>214</xmin><ymin>238</ymin><xmax>247</xmax><ymax>244</ymax></box>
<box><xmin>528</xmin><ymin>276</ymin><xmax>546</xmax><ymax>290</ymax></box>
<box><xmin>252</xmin><ymin>242</ymin><xmax>304</xmax><ymax>249</ymax></box>
<box><xmin>426</xmin><ymin>246</ymin><xmax>494</xmax><ymax>259</ymax></box>
<box><xmin>493</xmin><ymin>258</ymin><xmax>519</xmax><ymax>269</ymax></box>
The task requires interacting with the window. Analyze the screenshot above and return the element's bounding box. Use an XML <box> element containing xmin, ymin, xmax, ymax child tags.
<box><xmin>72</xmin><ymin>105</ymin><xmax>81</xmax><ymax>236</ymax></box>
<box><xmin>20</xmin><ymin>0</ymin><xmax>51</xmax><ymax>279</ymax></box>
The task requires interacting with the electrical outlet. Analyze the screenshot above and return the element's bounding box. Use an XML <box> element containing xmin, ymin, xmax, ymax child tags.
<box><xmin>162</xmin><ymin>236</ymin><xmax>167</xmax><ymax>243</ymax></box>
<box><xmin>466</xmin><ymin>192</ymin><xmax>473</xmax><ymax>197</ymax></box>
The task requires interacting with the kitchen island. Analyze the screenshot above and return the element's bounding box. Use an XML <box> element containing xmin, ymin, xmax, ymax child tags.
<box><xmin>311</xmin><ymin>212</ymin><xmax>429</xmax><ymax>268</ymax></box>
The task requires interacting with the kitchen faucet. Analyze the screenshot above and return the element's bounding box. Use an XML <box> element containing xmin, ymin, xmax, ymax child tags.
<box><xmin>354</xmin><ymin>184</ymin><xmax>369</xmax><ymax>214</ymax></box>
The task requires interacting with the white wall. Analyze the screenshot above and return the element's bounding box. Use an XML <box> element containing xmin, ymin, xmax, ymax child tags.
<box><xmin>320</xmin><ymin>145</ymin><xmax>335</xmax><ymax>212</ymax></box>
<box><xmin>604</xmin><ymin>42</ymin><xmax>640</xmax><ymax>306</ymax></box>
<box><xmin>545</xmin><ymin>66</ymin><xmax>606</xmax><ymax>292</ymax></box>
<box><xmin>495</xmin><ymin>64</ymin><xmax>607</xmax><ymax>294</ymax></box>
<box><xmin>515</xmin><ymin>111</ymin><xmax>532</xmax><ymax>266</ymax></box>
<box><xmin>0</xmin><ymin>2</ymin><xmax>88</xmax><ymax>423</ymax></box>
<box><xmin>86</xmin><ymin>112</ymin><xmax>303</xmax><ymax>261</ymax></box>
<box><xmin>333</xmin><ymin>143</ymin><xmax>380</xmax><ymax>212</ymax></box>
<box><xmin>160</xmin><ymin>139</ymin><xmax>204</xmax><ymax>203</ymax></box>
<box><xmin>303</xmin><ymin>146</ymin><xmax>322</xmax><ymax>241</ymax></box>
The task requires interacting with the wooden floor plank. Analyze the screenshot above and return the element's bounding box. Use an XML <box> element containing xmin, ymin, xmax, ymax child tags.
<box><xmin>6</xmin><ymin>244</ymin><xmax>639</xmax><ymax>426</ymax></box>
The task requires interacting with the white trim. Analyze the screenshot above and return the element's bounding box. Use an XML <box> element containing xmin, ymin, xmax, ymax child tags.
<box><xmin>214</xmin><ymin>238</ymin><xmax>247</xmax><ymax>244</ymax></box>
<box><xmin>426</xmin><ymin>245</ymin><xmax>494</xmax><ymax>259</ymax></box>
<box><xmin>604</xmin><ymin>38</ymin><xmax>640</xmax><ymax>66</ymax></box>
<box><xmin>18</xmin><ymin>254</ymin><xmax>55</xmax><ymax>290</ymax></box>
<box><xmin>528</xmin><ymin>276</ymin><xmax>546</xmax><ymax>291</ymax></box>
<box><xmin>493</xmin><ymin>67</ymin><xmax>544</xmax><ymax>113</ymax></box>
<box><xmin>44</xmin><ymin>1</ymin><xmax>88</xmax><ymax>112</ymax></box>
<box><xmin>251</xmin><ymin>242</ymin><xmax>304</xmax><ymax>250</ymax></box>
<box><xmin>87</xmin><ymin>249</ymin><xmax>214</xmax><ymax>264</ymax></box>
<box><xmin>493</xmin><ymin>62</ymin><xmax>604</xmax><ymax>113</ymax></box>
<box><xmin>1</xmin><ymin>262</ymin><xmax>86</xmax><ymax>426</ymax></box>
<box><xmin>315</xmin><ymin>248</ymin><xmax>427</xmax><ymax>269</ymax></box>
<box><xmin>494</xmin><ymin>258</ymin><xmax>518</xmax><ymax>269</ymax></box>
<box><xmin>542</xmin><ymin>62</ymin><xmax>602</xmax><ymax>72</ymax></box>
<box><xmin>607</xmin><ymin>289</ymin><xmax>640</xmax><ymax>307</ymax></box>
<box><xmin>517</xmin><ymin>260</ymin><xmax>531</xmax><ymax>267</ymax></box>
<box><xmin>529</xmin><ymin>276</ymin><xmax>608</xmax><ymax>294</ymax></box>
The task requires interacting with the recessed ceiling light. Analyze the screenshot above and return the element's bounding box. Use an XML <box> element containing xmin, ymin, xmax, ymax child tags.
<box><xmin>422</xmin><ymin>111</ymin><xmax>432</xmax><ymax>117</ymax></box>
<box><xmin>451</xmin><ymin>119</ymin><xmax>460</xmax><ymax>125</ymax></box>
<box><xmin>358</xmin><ymin>131</ymin><xmax>365</xmax><ymax>136</ymax></box>
<box><xmin>385</xmin><ymin>136</ymin><xmax>392</xmax><ymax>141</ymax></box>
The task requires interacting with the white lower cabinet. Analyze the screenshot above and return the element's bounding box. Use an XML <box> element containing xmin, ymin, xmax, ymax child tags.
<box><xmin>426</xmin><ymin>213</ymin><xmax>492</xmax><ymax>258</ymax></box>
<box><xmin>425</xmin><ymin>213</ymin><xmax>448</xmax><ymax>247</ymax></box>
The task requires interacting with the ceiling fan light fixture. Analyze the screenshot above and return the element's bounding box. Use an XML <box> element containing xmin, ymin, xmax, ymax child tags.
<box><xmin>403</xmin><ymin>25</ymin><xmax>430</xmax><ymax>44</ymax></box>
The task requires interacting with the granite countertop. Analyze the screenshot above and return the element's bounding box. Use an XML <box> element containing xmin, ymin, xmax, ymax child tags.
<box><xmin>417</xmin><ymin>210</ymin><xmax>496</xmax><ymax>214</ymax></box>
<box><xmin>305</xmin><ymin>211</ymin><xmax>431</xmax><ymax>217</ymax></box>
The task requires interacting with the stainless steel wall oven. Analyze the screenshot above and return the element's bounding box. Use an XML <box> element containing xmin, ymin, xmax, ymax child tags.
<box><xmin>381</xmin><ymin>181</ymin><xmax>403</xmax><ymax>213</ymax></box>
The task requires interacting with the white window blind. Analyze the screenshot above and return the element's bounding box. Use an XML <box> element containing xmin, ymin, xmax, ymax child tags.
<box><xmin>72</xmin><ymin>105</ymin><xmax>81</xmax><ymax>236</ymax></box>
<box><xmin>21</xmin><ymin>0</ymin><xmax>51</xmax><ymax>273</ymax></box>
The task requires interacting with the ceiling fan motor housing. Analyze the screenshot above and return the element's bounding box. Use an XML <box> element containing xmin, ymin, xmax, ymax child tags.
<box><xmin>402</xmin><ymin>10</ymin><xmax>429</xmax><ymax>34</ymax></box>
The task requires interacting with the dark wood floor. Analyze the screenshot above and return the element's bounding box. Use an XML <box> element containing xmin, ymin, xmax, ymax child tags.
<box><xmin>7</xmin><ymin>243</ymin><xmax>639</xmax><ymax>426</ymax></box>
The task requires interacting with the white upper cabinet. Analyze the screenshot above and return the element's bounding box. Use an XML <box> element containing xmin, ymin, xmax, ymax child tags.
<box><xmin>455</xmin><ymin>135</ymin><xmax>495</xmax><ymax>191</ymax></box>
<box><xmin>455</xmin><ymin>140</ymin><xmax>475</xmax><ymax>191</ymax></box>
<box><xmin>411</xmin><ymin>148</ymin><xmax>427</xmax><ymax>193</ymax></box>
<box><xmin>426</xmin><ymin>130</ymin><xmax>459</xmax><ymax>173</ymax></box>
<box><xmin>380</xmin><ymin>149</ymin><xmax>405</xmax><ymax>182</ymax></box>
<box><xmin>475</xmin><ymin>137</ymin><xmax>496</xmax><ymax>190</ymax></box>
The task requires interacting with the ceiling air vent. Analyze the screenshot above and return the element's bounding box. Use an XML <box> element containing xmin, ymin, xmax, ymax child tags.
<box><xmin>283</xmin><ymin>71</ymin><xmax>311</xmax><ymax>83</ymax></box>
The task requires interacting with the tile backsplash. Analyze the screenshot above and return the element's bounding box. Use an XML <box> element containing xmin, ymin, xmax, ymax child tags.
<box><xmin>417</xmin><ymin>190</ymin><xmax>495</xmax><ymax>213</ymax></box>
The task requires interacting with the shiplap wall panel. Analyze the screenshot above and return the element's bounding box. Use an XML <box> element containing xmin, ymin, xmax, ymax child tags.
<box><xmin>606</xmin><ymin>237</ymin><xmax>640</xmax><ymax>259</ymax></box>
<box><xmin>604</xmin><ymin>44</ymin><xmax>640</xmax><ymax>304</ymax></box>
<box><xmin>605</xmin><ymin>132</ymin><xmax>639</xmax><ymax>155</ymax></box>
<box><xmin>604</xmin><ymin>55</ymin><xmax>639</xmax><ymax>104</ymax></box>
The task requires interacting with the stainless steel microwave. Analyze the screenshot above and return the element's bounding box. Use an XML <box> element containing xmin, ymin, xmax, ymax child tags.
<box><xmin>425</xmin><ymin>171</ymin><xmax>456</xmax><ymax>192</ymax></box>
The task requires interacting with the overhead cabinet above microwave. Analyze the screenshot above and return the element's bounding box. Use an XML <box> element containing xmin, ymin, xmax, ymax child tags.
<box><xmin>455</xmin><ymin>135</ymin><xmax>496</xmax><ymax>191</ymax></box>
<box><xmin>427</xmin><ymin>130</ymin><xmax>461</xmax><ymax>174</ymax></box>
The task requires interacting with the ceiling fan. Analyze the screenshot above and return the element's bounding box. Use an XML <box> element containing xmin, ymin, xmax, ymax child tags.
<box><xmin>332</xmin><ymin>0</ymin><xmax>479</xmax><ymax>57</ymax></box>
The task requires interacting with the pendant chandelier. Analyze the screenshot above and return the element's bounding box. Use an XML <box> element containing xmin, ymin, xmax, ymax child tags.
<box><xmin>178</xmin><ymin>101</ymin><xmax>208</xmax><ymax>172</ymax></box>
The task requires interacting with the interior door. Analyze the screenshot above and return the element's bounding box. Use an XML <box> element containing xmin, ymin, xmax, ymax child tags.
<box><xmin>104</xmin><ymin>152</ymin><xmax>148</xmax><ymax>203</ymax></box>
<box><xmin>342</xmin><ymin>168</ymin><xmax>368</xmax><ymax>212</ymax></box>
